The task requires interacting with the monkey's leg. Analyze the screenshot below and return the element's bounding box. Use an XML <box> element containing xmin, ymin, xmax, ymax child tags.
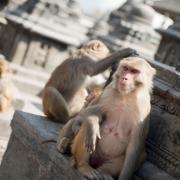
<box><xmin>44</xmin><ymin>87</ymin><xmax>70</xmax><ymax>123</ymax></box>
<box><xmin>57</xmin><ymin>118</ymin><xmax>76</xmax><ymax>153</ymax></box>
<box><xmin>137</xmin><ymin>148</ymin><xmax>146</xmax><ymax>169</ymax></box>
<box><xmin>72</xmin><ymin>124</ymin><xmax>101</xmax><ymax>180</ymax></box>
<box><xmin>97</xmin><ymin>157</ymin><xmax>124</xmax><ymax>180</ymax></box>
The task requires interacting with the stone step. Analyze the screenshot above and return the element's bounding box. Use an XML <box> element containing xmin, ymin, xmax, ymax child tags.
<box><xmin>10</xmin><ymin>63</ymin><xmax>49</xmax><ymax>95</ymax></box>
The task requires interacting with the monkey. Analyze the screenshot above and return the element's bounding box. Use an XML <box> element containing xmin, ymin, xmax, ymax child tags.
<box><xmin>0</xmin><ymin>56</ymin><xmax>13</xmax><ymax>112</ymax></box>
<box><xmin>70</xmin><ymin>57</ymin><xmax>156</xmax><ymax>180</ymax></box>
<box><xmin>56</xmin><ymin>56</ymin><xmax>136</xmax><ymax>153</ymax></box>
<box><xmin>42</xmin><ymin>40</ymin><xmax>137</xmax><ymax>123</ymax></box>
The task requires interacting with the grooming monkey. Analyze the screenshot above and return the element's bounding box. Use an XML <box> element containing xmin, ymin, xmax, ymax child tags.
<box><xmin>0</xmin><ymin>56</ymin><xmax>13</xmax><ymax>112</ymax></box>
<box><xmin>42</xmin><ymin>40</ymin><xmax>136</xmax><ymax>123</ymax></box>
<box><xmin>69</xmin><ymin>57</ymin><xmax>156</xmax><ymax>180</ymax></box>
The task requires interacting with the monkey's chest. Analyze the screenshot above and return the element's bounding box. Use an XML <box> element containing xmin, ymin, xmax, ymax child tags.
<box><xmin>96</xmin><ymin>111</ymin><xmax>134</xmax><ymax>158</ymax></box>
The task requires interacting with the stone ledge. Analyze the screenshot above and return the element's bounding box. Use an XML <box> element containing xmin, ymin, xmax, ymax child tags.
<box><xmin>0</xmin><ymin>111</ymin><xmax>174</xmax><ymax>180</ymax></box>
<box><xmin>0</xmin><ymin>111</ymin><xmax>83</xmax><ymax>180</ymax></box>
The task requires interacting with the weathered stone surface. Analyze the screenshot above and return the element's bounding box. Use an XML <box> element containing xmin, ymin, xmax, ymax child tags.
<box><xmin>135</xmin><ymin>161</ymin><xmax>175</xmax><ymax>180</ymax></box>
<box><xmin>155</xmin><ymin>18</ymin><xmax>180</xmax><ymax>70</ymax></box>
<box><xmin>0</xmin><ymin>111</ymin><xmax>83</xmax><ymax>180</ymax></box>
<box><xmin>91</xmin><ymin>3</ymin><xmax>160</xmax><ymax>58</ymax></box>
<box><xmin>0</xmin><ymin>111</ymin><xmax>174</xmax><ymax>180</ymax></box>
<box><xmin>151</xmin><ymin>0</ymin><xmax>180</xmax><ymax>19</ymax></box>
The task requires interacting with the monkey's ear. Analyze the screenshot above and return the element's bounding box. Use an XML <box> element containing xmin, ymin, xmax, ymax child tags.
<box><xmin>93</xmin><ymin>41</ymin><xmax>103</xmax><ymax>50</ymax></box>
<box><xmin>96</xmin><ymin>42</ymin><xmax>101</xmax><ymax>49</ymax></box>
<box><xmin>151</xmin><ymin>67</ymin><xmax>156</xmax><ymax>77</ymax></box>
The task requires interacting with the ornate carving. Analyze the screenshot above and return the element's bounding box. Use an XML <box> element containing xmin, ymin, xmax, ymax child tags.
<box><xmin>146</xmin><ymin>107</ymin><xmax>180</xmax><ymax>178</ymax></box>
<box><xmin>155</xmin><ymin>18</ymin><xmax>180</xmax><ymax>69</ymax></box>
<box><xmin>151</xmin><ymin>92</ymin><xmax>180</xmax><ymax>117</ymax></box>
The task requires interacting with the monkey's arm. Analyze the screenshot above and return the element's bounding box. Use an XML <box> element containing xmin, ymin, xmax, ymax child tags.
<box><xmin>83</xmin><ymin>105</ymin><xmax>104</xmax><ymax>152</ymax></box>
<box><xmin>57</xmin><ymin>113</ymin><xmax>86</xmax><ymax>153</ymax></box>
<box><xmin>85</xmin><ymin>48</ymin><xmax>137</xmax><ymax>76</ymax></box>
<box><xmin>118</xmin><ymin>122</ymin><xmax>146</xmax><ymax>180</ymax></box>
<box><xmin>56</xmin><ymin>93</ymin><xmax>102</xmax><ymax>153</ymax></box>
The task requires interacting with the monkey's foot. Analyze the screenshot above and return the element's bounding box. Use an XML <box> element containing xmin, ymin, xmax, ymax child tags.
<box><xmin>79</xmin><ymin>165</ymin><xmax>101</xmax><ymax>180</ymax></box>
<box><xmin>57</xmin><ymin>137</ymin><xmax>70</xmax><ymax>153</ymax></box>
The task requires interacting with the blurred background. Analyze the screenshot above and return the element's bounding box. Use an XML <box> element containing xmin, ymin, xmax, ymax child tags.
<box><xmin>0</xmin><ymin>0</ymin><xmax>179</xmax><ymax>163</ymax></box>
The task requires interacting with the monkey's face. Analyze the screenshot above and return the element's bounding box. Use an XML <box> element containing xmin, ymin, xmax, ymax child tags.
<box><xmin>114</xmin><ymin>65</ymin><xmax>140</xmax><ymax>94</ymax></box>
<box><xmin>113</xmin><ymin>57</ymin><xmax>156</xmax><ymax>94</ymax></box>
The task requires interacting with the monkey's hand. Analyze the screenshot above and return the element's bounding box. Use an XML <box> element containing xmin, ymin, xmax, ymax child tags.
<box><xmin>120</xmin><ymin>48</ymin><xmax>138</xmax><ymax>57</ymax></box>
<box><xmin>85</xmin><ymin>93</ymin><xmax>96</xmax><ymax>106</ymax></box>
<box><xmin>72</xmin><ymin>116</ymin><xmax>83</xmax><ymax>135</ymax></box>
<box><xmin>57</xmin><ymin>137</ymin><xmax>70</xmax><ymax>154</ymax></box>
<box><xmin>85</xmin><ymin>116</ymin><xmax>101</xmax><ymax>153</ymax></box>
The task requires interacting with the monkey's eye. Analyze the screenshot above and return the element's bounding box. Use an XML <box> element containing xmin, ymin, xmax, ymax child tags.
<box><xmin>116</xmin><ymin>74</ymin><xmax>120</xmax><ymax>79</ymax></box>
<box><xmin>131</xmin><ymin>69</ymin><xmax>139</xmax><ymax>74</ymax></box>
<box><xmin>123</xmin><ymin>66</ymin><xmax>129</xmax><ymax>71</ymax></box>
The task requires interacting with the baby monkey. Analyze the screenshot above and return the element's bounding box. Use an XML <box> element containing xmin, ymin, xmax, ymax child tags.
<box><xmin>42</xmin><ymin>40</ymin><xmax>136</xmax><ymax>123</ymax></box>
<box><xmin>61</xmin><ymin>57</ymin><xmax>156</xmax><ymax>180</ymax></box>
<box><xmin>0</xmin><ymin>56</ymin><xmax>13</xmax><ymax>112</ymax></box>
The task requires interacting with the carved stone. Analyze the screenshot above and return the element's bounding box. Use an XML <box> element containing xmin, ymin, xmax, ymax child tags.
<box><xmin>155</xmin><ymin>17</ymin><xmax>180</xmax><ymax>70</ymax></box>
<box><xmin>146</xmin><ymin>60</ymin><xmax>180</xmax><ymax>179</ymax></box>
<box><xmin>91</xmin><ymin>3</ymin><xmax>161</xmax><ymax>57</ymax></box>
<box><xmin>0</xmin><ymin>0</ymin><xmax>94</xmax><ymax>73</ymax></box>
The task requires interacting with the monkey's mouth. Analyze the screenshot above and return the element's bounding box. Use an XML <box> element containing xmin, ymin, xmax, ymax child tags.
<box><xmin>119</xmin><ymin>80</ymin><xmax>128</xmax><ymax>88</ymax></box>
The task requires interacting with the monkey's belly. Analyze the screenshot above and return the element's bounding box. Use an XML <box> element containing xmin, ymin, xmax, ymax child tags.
<box><xmin>90</xmin><ymin>130</ymin><xmax>128</xmax><ymax>168</ymax></box>
<box><xmin>95</xmin><ymin>124</ymin><xmax>130</xmax><ymax>158</ymax></box>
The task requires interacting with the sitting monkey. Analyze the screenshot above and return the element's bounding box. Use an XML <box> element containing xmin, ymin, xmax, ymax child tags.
<box><xmin>60</xmin><ymin>57</ymin><xmax>156</xmax><ymax>180</ymax></box>
<box><xmin>42</xmin><ymin>40</ymin><xmax>136</xmax><ymax>123</ymax></box>
<box><xmin>0</xmin><ymin>56</ymin><xmax>13</xmax><ymax>112</ymax></box>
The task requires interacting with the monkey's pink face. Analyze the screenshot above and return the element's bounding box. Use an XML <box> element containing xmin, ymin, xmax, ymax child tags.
<box><xmin>115</xmin><ymin>65</ymin><xmax>141</xmax><ymax>93</ymax></box>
